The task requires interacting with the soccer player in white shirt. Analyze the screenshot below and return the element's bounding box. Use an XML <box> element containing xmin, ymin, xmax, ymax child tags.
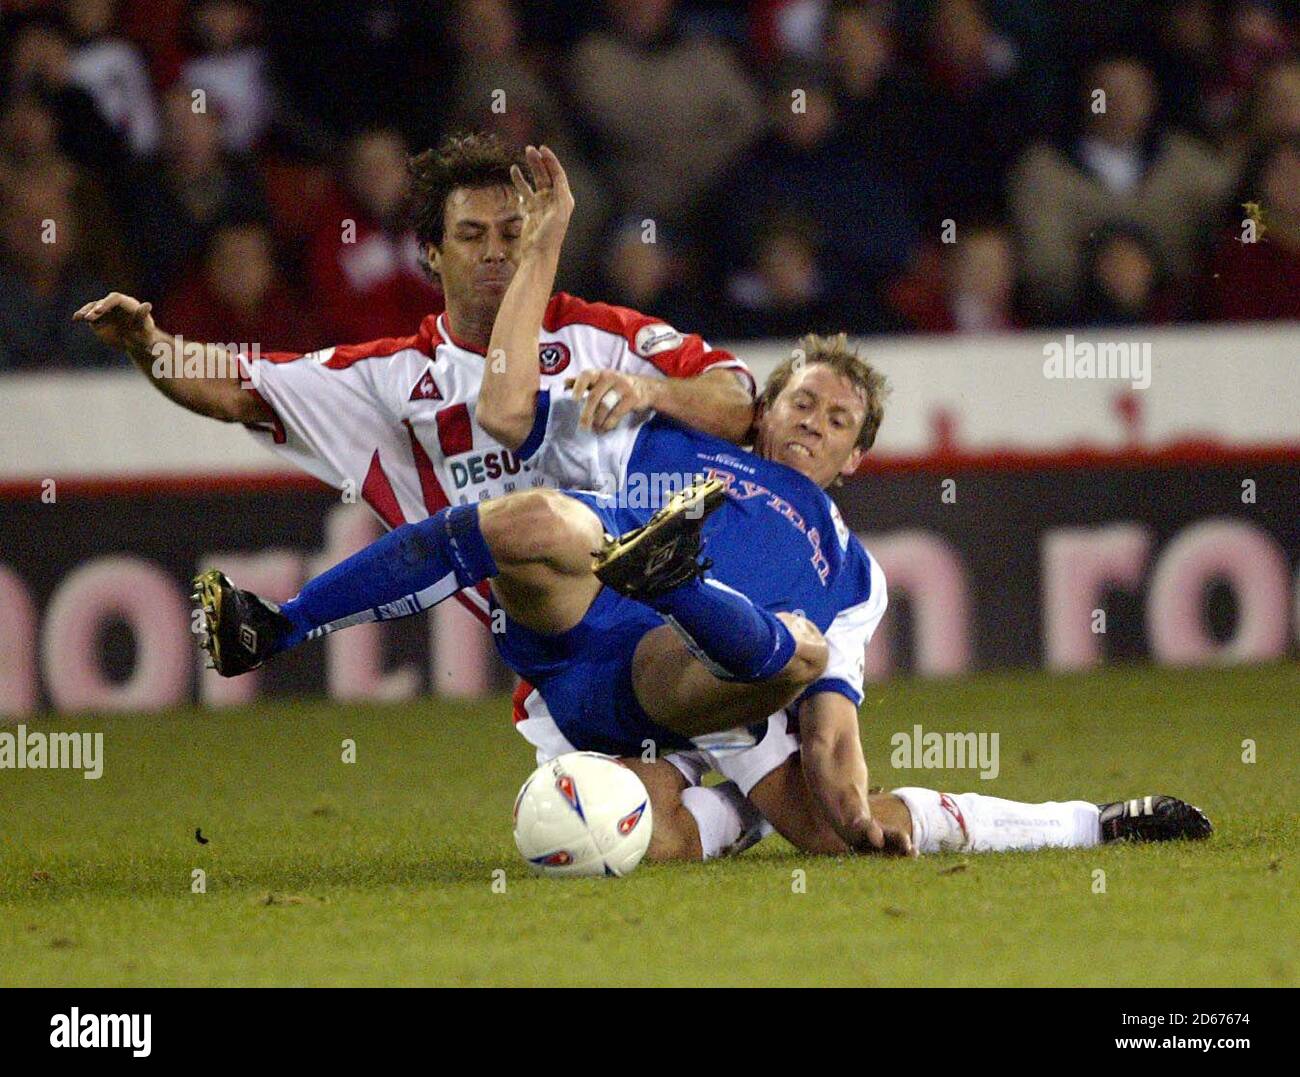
<box><xmin>73</xmin><ymin>132</ymin><xmax>774</xmax><ymax>859</ymax></box>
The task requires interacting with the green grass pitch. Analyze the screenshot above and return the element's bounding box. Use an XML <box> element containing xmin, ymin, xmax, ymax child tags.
<box><xmin>1</xmin><ymin>662</ymin><xmax>1295</xmax><ymax>987</ymax></box>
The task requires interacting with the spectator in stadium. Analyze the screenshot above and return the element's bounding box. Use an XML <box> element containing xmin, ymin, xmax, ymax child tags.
<box><xmin>445</xmin><ymin>0</ymin><xmax>612</xmax><ymax>293</ymax></box>
<box><xmin>823</xmin><ymin>0</ymin><xmax>927</xmax><ymax>207</ymax></box>
<box><xmin>261</xmin><ymin>0</ymin><xmax>451</xmax><ymax>152</ymax></box>
<box><xmin>917</xmin><ymin>0</ymin><xmax>1029</xmax><ymax>228</ymax></box>
<box><xmin>110</xmin><ymin>0</ymin><xmax>189</xmax><ymax>87</ymax></box>
<box><xmin>0</xmin><ymin>179</ymin><xmax>119</xmax><ymax>371</ymax></box>
<box><xmin>1199</xmin><ymin>137</ymin><xmax>1300</xmax><ymax>322</ymax></box>
<box><xmin>887</xmin><ymin>223</ymin><xmax>1021</xmax><ymax>335</ymax></box>
<box><xmin>1149</xmin><ymin>0</ymin><xmax>1231</xmax><ymax>141</ymax></box>
<box><xmin>0</xmin><ymin>90</ymin><xmax>132</xmax><ymax>288</ymax></box>
<box><xmin>716</xmin><ymin>212</ymin><xmax>849</xmax><ymax>339</ymax></box>
<box><xmin>700</xmin><ymin>61</ymin><xmax>917</xmax><ymax>332</ymax></box>
<box><xmin>446</xmin><ymin>0</ymin><xmax>565</xmax><ymax>141</ymax></box>
<box><xmin>179</xmin><ymin>0</ymin><xmax>271</xmax><ymax>154</ymax></box>
<box><xmin>64</xmin><ymin>0</ymin><xmax>161</xmax><ymax>157</ymax></box>
<box><xmin>601</xmin><ymin>215</ymin><xmax>703</xmax><ymax>333</ymax></box>
<box><xmin>306</xmin><ymin>127</ymin><xmax>442</xmax><ymax>343</ymax></box>
<box><xmin>1218</xmin><ymin>0</ymin><xmax>1295</xmax><ymax>139</ymax></box>
<box><xmin>1008</xmin><ymin>54</ymin><xmax>1236</xmax><ymax>322</ymax></box>
<box><xmin>160</xmin><ymin>219</ymin><xmax>320</xmax><ymax>353</ymax></box>
<box><xmin>126</xmin><ymin>84</ymin><xmax>268</xmax><ymax>299</ymax></box>
<box><xmin>4</xmin><ymin>11</ymin><xmax>131</xmax><ymax>192</ymax></box>
<box><xmin>1241</xmin><ymin>57</ymin><xmax>1300</xmax><ymax>147</ymax></box>
<box><xmin>568</xmin><ymin>0</ymin><xmax>765</xmax><ymax>223</ymax></box>
<box><xmin>1074</xmin><ymin>221</ymin><xmax>1181</xmax><ymax>327</ymax></box>
<box><xmin>748</xmin><ymin>0</ymin><xmax>829</xmax><ymax>61</ymax></box>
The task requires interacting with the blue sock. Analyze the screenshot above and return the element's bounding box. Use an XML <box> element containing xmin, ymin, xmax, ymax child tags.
<box><xmin>643</xmin><ymin>576</ymin><xmax>798</xmax><ymax>682</ymax></box>
<box><xmin>273</xmin><ymin>504</ymin><xmax>497</xmax><ymax>652</ymax></box>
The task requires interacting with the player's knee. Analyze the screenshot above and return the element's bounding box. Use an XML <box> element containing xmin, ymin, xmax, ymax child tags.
<box><xmin>777</xmin><ymin>613</ymin><xmax>828</xmax><ymax>687</ymax></box>
<box><xmin>484</xmin><ymin>489</ymin><xmax>599</xmax><ymax>564</ymax></box>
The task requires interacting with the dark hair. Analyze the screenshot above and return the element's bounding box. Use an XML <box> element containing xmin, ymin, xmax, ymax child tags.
<box><xmin>759</xmin><ymin>333</ymin><xmax>888</xmax><ymax>452</ymax></box>
<box><xmin>407</xmin><ymin>131</ymin><xmax>523</xmax><ymax>249</ymax></box>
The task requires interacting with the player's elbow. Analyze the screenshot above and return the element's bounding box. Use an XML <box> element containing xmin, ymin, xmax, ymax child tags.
<box><xmin>476</xmin><ymin>398</ymin><xmax>534</xmax><ymax>452</ymax></box>
<box><xmin>774</xmin><ymin>613</ymin><xmax>828</xmax><ymax>688</ymax></box>
<box><xmin>786</xmin><ymin>641</ymin><xmax>828</xmax><ymax>688</ymax></box>
<box><xmin>716</xmin><ymin>404</ymin><xmax>757</xmax><ymax>446</ymax></box>
<box><xmin>207</xmin><ymin>384</ymin><xmax>270</xmax><ymax>424</ymax></box>
<box><xmin>696</xmin><ymin>371</ymin><xmax>758</xmax><ymax>443</ymax></box>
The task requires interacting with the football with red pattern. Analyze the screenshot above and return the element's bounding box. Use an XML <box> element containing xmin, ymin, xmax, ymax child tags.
<box><xmin>513</xmin><ymin>752</ymin><xmax>652</xmax><ymax>877</ymax></box>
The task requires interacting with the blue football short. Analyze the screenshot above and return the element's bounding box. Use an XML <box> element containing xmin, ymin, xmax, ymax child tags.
<box><xmin>492</xmin><ymin>491</ymin><xmax>698</xmax><ymax>757</ymax></box>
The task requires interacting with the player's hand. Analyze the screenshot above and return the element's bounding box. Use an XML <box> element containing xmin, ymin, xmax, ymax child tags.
<box><xmin>851</xmin><ymin>815</ymin><xmax>916</xmax><ymax>857</ymax></box>
<box><xmin>72</xmin><ymin>292</ymin><xmax>157</xmax><ymax>353</ymax></box>
<box><xmin>511</xmin><ymin>144</ymin><xmax>574</xmax><ymax>257</ymax></box>
<box><xmin>565</xmin><ymin>369</ymin><xmax>657</xmax><ymax>432</ymax></box>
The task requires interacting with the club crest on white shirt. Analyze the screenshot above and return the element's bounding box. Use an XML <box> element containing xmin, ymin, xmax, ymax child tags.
<box><xmin>539</xmin><ymin>341</ymin><xmax>571</xmax><ymax>374</ymax></box>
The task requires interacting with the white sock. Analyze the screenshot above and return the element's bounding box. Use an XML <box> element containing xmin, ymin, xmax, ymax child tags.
<box><xmin>892</xmin><ymin>787</ymin><xmax>1101</xmax><ymax>854</ymax></box>
<box><xmin>664</xmin><ymin>751</ymin><xmax>708</xmax><ymax>787</ymax></box>
<box><xmin>682</xmin><ymin>782</ymin><xmax>770</xmax><ymax>860</ymax></box>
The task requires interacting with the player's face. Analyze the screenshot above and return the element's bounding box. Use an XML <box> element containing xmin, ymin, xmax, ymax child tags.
<box><xmin>428</xmin><ymin>184</ymin><xmax>524</xmax><ymax>312</ymax></box>
<box><xmin>756</xmin><ymin>364</ymin><xmax>867</xmax><ymax>487</ymax></box>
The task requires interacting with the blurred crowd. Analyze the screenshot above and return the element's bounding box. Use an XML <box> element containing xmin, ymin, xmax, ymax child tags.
<box><xmin>1</xmin><ymin>0</ymin><xmax>1298</xmax><ymax>371</ymax></box>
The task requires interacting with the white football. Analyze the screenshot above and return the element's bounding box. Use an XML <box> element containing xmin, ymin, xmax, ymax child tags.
<box><xmin>513</xmin><ymin>752</ymin><xmax>653</xmax><ymax>877</ymax></box>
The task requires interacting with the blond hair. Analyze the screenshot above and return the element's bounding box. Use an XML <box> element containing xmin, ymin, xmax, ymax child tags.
<box><xmin>759</xmin><ymin>333</ymin><xmax>888</xmax><ymax>452</ymax></box>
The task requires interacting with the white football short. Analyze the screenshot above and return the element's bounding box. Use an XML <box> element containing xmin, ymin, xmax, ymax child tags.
<box><xmin>514</xmin><ymin>695</ymin><xmax>800</xmax><ymax>796</ymax></box>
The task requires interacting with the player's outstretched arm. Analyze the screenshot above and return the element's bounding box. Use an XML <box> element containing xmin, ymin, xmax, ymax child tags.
<box><xmin>800</xmin><ymin>691</ymin><xmax>914</xmax><ymax>856</ymax></box>
<box><xmin>72</xmin><ymin>292</ymin><xmax>270</xmax><ymax>423</ymax></box>
<box><xmin>479</xmin><ymin>144</ymin><xmax>573</xmax><ymax>450</ymax></box>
